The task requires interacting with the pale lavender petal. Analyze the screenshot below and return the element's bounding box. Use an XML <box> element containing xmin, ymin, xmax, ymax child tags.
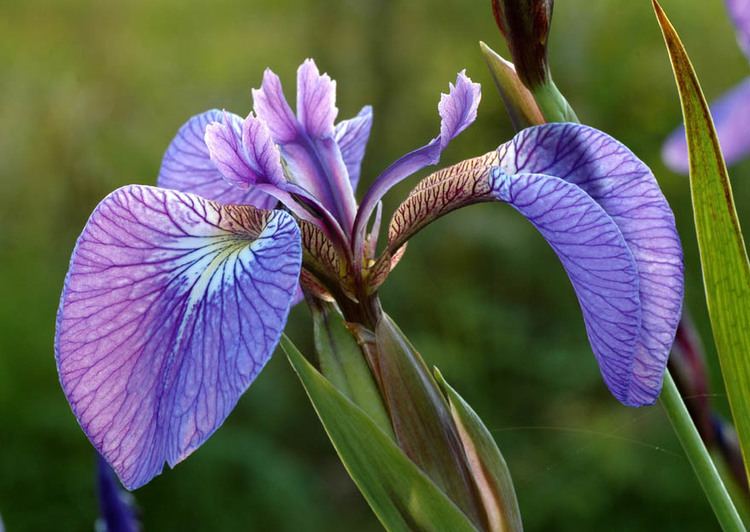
<box><xmin>297</xmin><ymin>58</ymin><xmax>338</xmax><ymax>138</ymax></box>
<box><xmin>439</xmin><ymin>70</ymin><xmax>481</xmax><ymax>150</ymax></box>
<box><xmin>204</xmin><ymin>112</ymin><xmax>286</xmax><ymax>188</ymax></box>
<box><xmin>498</xmin><ymin>123</ymin><xmax>684</xmax><ymax>405</ymax></box>
<box><xmin>491</xmin><ymin>170</ymin><xmax>642</xmax><ymax>404</ymax></box>
<box><xmin>97</xmin><ymin>454</ymin><xmax>139</xmax><ymax>532</ymax></box>
<box><xmin>241</xmin><ymin>113</ymin><xmax>286</xmax><ymax>186</ymax></box>
<box><xmin>663</xmin><ymin>77</ymin><xmax>750</xmax><ymax>174</ymax></box>
<box><xmin>252</xmin><ymin>69</ymin><xmax>298</xmax><ymax>144</ymax></box>
<box><xmin>335</xmin><ymin>105</ymin><xmax>373</xmax><ymax>191</ymax></box>
<box><xmin>727</xmin><ymin>0</ymin><xmax>750</xmax><ymax>58</ymax></box>
<box><xmin>204</xmin><ymin>114</ymin><xmax>253</xmax><ymax>185</ymax></box>
<box><xmin>253</xmin><ymin>63</ymin><xmax>356</xmax><ymax>230</ymax></box>
<box><xmin>55</xmin><ymin>185</ymin><xmax>301</xmax><ymax>489</ymax></box>
<box><xmin>354</xmin><ymin>72</ymin><xmax>481</xmax><ymax>253</ymax></box>
<box><xmin>158</xmin><ymin>110</ymin><xmax>275</xmax><ymax>209</ymax></box>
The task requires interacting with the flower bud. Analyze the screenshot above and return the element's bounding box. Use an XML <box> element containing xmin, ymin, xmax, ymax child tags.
<box><xmin>491</xmin><ymin>0</ymin><xmax>553</xmax><ymax>89</ymax></box>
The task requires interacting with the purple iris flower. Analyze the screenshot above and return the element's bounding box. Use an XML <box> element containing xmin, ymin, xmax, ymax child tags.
<box><xmin>56</xmin><ymin>58</ymin><xmax>682</xmax><ymax>491</ymax></box>
<box><xmin>663</xmin><ymin>0</ymin><xmax>750</xmax><ymax>172</ymax></box>
<box><xmin>96</xmin><ymin>454</ymin><xmax>140</xmax><ymax>532</ymax></box>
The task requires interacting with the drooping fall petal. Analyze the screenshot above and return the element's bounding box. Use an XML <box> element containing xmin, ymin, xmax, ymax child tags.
<box><xmin>497</xmin><ymin>123</ymin><xmax>683</xmax><ymax>405</ymax></box>
<box><xmin>55</xmin><ymin>185</ymin><xmax>301</xmax><ymax>489</ymax></box>
<box><xmin>491</xmin><ymin>170</ymin><xmax>643</xmax><ymax>403</ymax></box>
<box><xmin>663</xmin><ymin>78</ymin><xmax>750</xmax><ymax>173</ymax></box>
<box><xmin>388</xmin><ymin>123</ymin><xmax>683</xmax><ymax>404</ymax></box>
<box><xmin>157</xmin><ymin>110</ymin><xmax>276</xmax><ymax>209</ymax></box>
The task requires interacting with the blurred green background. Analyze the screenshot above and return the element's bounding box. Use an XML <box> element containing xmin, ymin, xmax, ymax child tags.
<box><xmin>1</xmin><ymin>0</ymin><xmax>749</xmax><ymax>529</ymax></box>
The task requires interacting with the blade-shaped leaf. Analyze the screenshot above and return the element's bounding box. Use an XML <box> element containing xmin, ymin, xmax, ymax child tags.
<box><xmin>435</xmin><ymin>369</ymin><xmax>523</xmax><ymax>532</ymax></box>
<box><xmin>655</xmin><ymin>0</ymin><xmax>750</xmax><ymax>480</ymax></box>
<box><xmin>281</xmin><ymin>336</ymin><xmax>478</xmax><ymax>532</ymax></box>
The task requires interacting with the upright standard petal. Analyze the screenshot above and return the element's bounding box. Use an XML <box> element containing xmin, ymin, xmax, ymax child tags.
<box><xmin>55</xmin><ymin>185</ymin><xmax>302</xmax><ymax>489</ymax></box>
<box><xmin>158</xmin><ymin>110</ymin><xmax>276</xmax><ymax>209</ymax></box>
<box><xmin>490</xmin><ymin>170</ymin><xmax>642</xmax><ymax>403</ymax></box>
<box><xmin>335</xmin><ymin>106</ymin><xmax>373</xmax><ymax>191</ymax></box>
<box><xmin>498</xmin><ymin>123</ymin><xmax>683</xmax><ymax>405</ymax></box>
<box><xmin>253</xmin><ymin>62</ymin><xmax>357</xmax><ymax>230</ymax></box>
<box><xmin>663</xmin><ymin>77</ymin><xmax>750</xmax><ymax>173</ymax></box>
<box><xmin>727</xmin><ymin>0</ymin><xmax>750</xmax><ymax>58</ymax></box>
<box><xmin>354</xmin><ymin>72</ymin><xmax>481</xmax><ymax>256</ymax></box>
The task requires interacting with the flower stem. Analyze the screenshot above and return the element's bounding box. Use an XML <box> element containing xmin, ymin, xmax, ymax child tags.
<box><xmin>661</xmin><ymin>369</ymin><xmax>746</xmax><ymax>531</ymax></box>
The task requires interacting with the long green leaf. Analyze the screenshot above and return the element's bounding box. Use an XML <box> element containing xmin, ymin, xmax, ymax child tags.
<box><xmin>281</xmin><ymin>335</ymin><xmax>478</xmax><ymax>532</ymax></box>
<box><xmin>654</xmin><ymin>0</ymin><xmax>750</xmax><ymax>480</ymax></box>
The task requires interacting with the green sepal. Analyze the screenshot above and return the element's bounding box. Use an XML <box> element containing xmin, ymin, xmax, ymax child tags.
<box><xmin>281</xmin><ymin>335</ymin><xmax>479</xmax><ymax>532</ymax></box>
<box><xmin>310</xmin><ymin>299</ymin><xmax>393</xmax><ymax>438</ymax></box>
<box><xmin>434</xmin><ymin>368</ymin><xmax>524</xmax><ymax>532</ymax></box>
<box><xmin>654</xmin><ymin>0</ymin><xmax>750</xmax><ymax>483</ymax></box>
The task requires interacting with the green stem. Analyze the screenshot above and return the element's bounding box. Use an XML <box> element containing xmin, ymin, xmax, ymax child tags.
<box><xmin>661</xmin><ymin>369</ymin><xmax>746</xmax><ymax>531</ymax></box>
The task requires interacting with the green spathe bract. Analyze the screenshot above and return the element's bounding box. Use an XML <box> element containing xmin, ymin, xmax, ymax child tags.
<box><xmin>281</xmin><ymin>335</ymin><xmax>479</xmax><ymax>532</ymax></box>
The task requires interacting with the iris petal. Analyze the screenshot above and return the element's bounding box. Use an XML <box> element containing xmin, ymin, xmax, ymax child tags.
<box><xmin>97</xmin><ymin>454</ymin><xmax>139</xmax><ymax>531</ymax></box>
<box><xmin>253</xmin><ymin>61</ymin><xmax>357</xmax><ymax>230</ymax></box>
<box><xmin>335</xmin><ymin>105</ymin><xmax>373</xmax><ymax>192</ymax></box>
<box><xmin>727</xmin><ymin>0</ymin><xmax>750</xmax><ymax>58</ymax></box>
<box><xmin>498</xmin><ymin>123</ymin><xmax>683</xmax><ymax>405</ymax></box>
<box><xmin>158</xmin><ymin>110</ymin><xmax>276</xmax><ymax>209</ymax></box>
<box><xmin>55</xmin><ymin>185</ymin><xmax>301</xmax><ymax>488</ymax></box>
<box><xmin>354</xmin><ymin>71</ymin><xmax>481</xmax><ymax>254</ymax></box>
<box><xmin>663</xmin><ymin>77</ymin><xmax>750</xmax><ymax>173</ymax></box>
<box><xmin>204</xmin><ymin>112</ymin><xmax>286</xmax><ymax>187</ymax></box>
<box><xmin>491</xmin><ymin>170</ymin><xmax>642</xmax><ymax>403</ymax></box>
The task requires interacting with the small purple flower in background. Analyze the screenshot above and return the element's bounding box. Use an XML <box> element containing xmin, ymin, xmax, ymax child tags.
<box><xmin>56</xmin><ymin>58</ymin><xmax>683</xmax><ymax>491</ymax></box>
<box><xmin>663</xmin><ymin>0</ymin><xmax>750</xmax><ymax>172</ymax></box>
<box><xmin>96</xmin><ymin>455</ymin><xmax>140</xmax><ymax>532</ymax></box>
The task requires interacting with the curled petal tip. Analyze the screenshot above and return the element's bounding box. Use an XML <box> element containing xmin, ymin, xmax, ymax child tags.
<box><xmin>439</xmin><ymin>72</ymin><xmax>481</xmax><ymax>150</ymax></box>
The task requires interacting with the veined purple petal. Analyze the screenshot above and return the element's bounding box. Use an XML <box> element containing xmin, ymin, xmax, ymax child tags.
<box><xmin>353</xmin><ymin>72</ymin><xmax>480</xmax><ymax>256</ymax></box>
<box><xmin>55</xmin><ymin>185</ymin><xmax>301</xmax><ymax>489</ymax></box>
<box><xmin>158</xmin><ymin>110</ymin><xmax>276</xmax><ymax>209</ymax></box>
<box><xmin>439</xmin><ymin>70</ymin><xmax>482</xmax><ymax>150</ymax></box>
<box><xmin>297</xmin><ymin>58</ymin><xmax>338</xmax><ymax>138</ymax></box>
<box><xmin>97</xmin><ymin>454</ymin><xmax>139</xmax><ymax>532</ymax></box>
<box><xmin>491</xmin><ymin>170</ymin><xmax>642</xmax><ymax>403</ymax></box>
<box><xmin>727</xmin><ymin>0</ymin><xmax>750</xmax><ymax>58</ymax></box>
<box><xmin>204</xmin><ymin>112</ymin><xmax>286</xmax><ymax>187</ymax></box>
<box><xmin>252</xmin><ymin>69</ymin><xmax>299</xmax><ymax>144</ymax></box>
<box><xmin>253</xmin><ymin>61</ymin><xmax>357</xmax><ymax>230</ymax></box>
<box><xmin>335</xmin><ymin>105</ymin><xmax>373</xmax><ymax>191</ymax></box>
<box><xmin>498</xmin><ymin>123</ymin><xmax>684</xmax><ymax>405</ymax></box>
<box><xmin>663</xmin><ymin>77</ymin><xmax>750</xmax><ymax>173</ymax></box>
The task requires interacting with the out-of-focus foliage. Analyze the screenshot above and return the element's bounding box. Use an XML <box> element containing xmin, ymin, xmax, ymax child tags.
<box><xmin>0</xmin><ymin>0</ymin><xmax>749</xmax><ymax>530</ymax></box>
